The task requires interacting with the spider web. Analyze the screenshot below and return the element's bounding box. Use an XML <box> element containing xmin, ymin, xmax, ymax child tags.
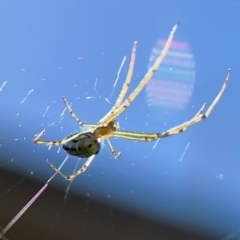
<box><xmin>0</xmin><ymin>32</ymin><xmax>232</xmax><ymax>240</ymax></box>
<box><xmin>0</xmin><ymin>50</ymin><xmax>135</xmax><ymax>238</ymax></box>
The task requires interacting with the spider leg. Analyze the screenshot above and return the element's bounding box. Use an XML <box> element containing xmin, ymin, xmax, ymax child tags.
<box><xmin>203</xmin><ymin>69</ymin><xmax>230</xmax><ymax>118</ymax></box>
<box><xmin>33</xmin><ymin>97</ymin><xmax>96</xmax><ymax>145</ymax></box>
<box><xmin>33</xmin><ymin>130</ymin><xmax>91</xmax><ymax>146</ymax></box>
<box><xmin>112</xmin><ymin>69</ymin><xmax>230</xmax><ymax>141</ymax></box>
<box><xmin>99</xmin><ymin>41</ymin><xmax>138</xmax><ymax>123</ymax></box>
<box><xmin>193</xmin><ymin>103</ymin><xmax>206</xmax><ymax>118</ymax></box>
<box><xmin>62</xmin><ymin>97</ymin><xmax>96</xmax><ymax>128</ymax></box>
<box><xmin>33</xmin><ymin>130</ymin><xmax>46</xmax><ymax>143</ymax></box>
<box><xmin>106</xmin><ymin>138</ymin><xmax>121</xmax><ymax>158</ymax></box>
<box><xmin>99</xmin><ymin>23</ymin><xmax>179</xmax><ymax>125</ymax></box>
<box><xmin>47</xmin><ymin>155</ymin><xmax>95</xmax><ymax>180</ymax></box>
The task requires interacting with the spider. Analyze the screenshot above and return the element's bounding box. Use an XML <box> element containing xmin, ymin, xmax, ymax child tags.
<box><xmin>34</xmin><ymin>23</ymin><xmax>231</xmax><ymax>180</ymax></box>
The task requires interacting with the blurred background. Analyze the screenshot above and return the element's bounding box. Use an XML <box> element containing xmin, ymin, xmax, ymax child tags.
<box><xmin>0</xmin><ymin>1</ymin><xmax>239</xmax><ymax>239</ymax></box>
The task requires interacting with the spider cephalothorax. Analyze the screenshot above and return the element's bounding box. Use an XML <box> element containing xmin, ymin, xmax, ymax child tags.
<box><xmin>33</xmin><ymin>23</ymin><xmax>230</xmax><ymax>180</ymax></box>
<box><xmin>93</xmin><ymin>121</ymin><xmax>118</xmax><ymax>139</ymax></box>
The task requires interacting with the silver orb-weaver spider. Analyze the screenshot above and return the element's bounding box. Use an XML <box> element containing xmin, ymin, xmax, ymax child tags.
<box><xmin>34</xmin><ymin>23</ymin><xmax>230</xmax><ymax>180</ymax></box>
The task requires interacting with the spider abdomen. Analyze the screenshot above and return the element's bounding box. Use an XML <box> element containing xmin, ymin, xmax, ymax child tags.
<box><xmin>62</xmin><ymin>132</ymin><xmax>100</xmax><ymax>158</ymax></box>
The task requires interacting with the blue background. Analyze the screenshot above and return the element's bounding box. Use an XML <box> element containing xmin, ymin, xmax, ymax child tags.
<box><xmin>0</xmin><ymin>1</ymin><xmax>239</xmax><ymax>239</ymax></box>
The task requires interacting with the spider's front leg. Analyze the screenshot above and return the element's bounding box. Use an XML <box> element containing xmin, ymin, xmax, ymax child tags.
<box><xmin>106</xmin><ymin>138</ymin><xmax>121</xmax><ymax>158</ymax></box>
<box><xmin>112</xmin><ymin>69</ymin><xmax>231</xmax><ymax>141</ymax></box>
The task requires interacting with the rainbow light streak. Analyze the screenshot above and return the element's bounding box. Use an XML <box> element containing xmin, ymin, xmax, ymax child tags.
<box><xmin>158</xmin><ymin>39</ymin><xmax>189</xmax><ymax>50</ymax></box>
<box><xmin>0</xmin><ymin>156</ymin><xmax>68</xmax><ymax>239</ymax></box>
<box><xmin>146</xmin><ymin>38</ymin><xmax>195</xmax><ymax>119</ymax></box>
<box><xmin>0</xmin><ymin>183</ymin><xmax>49</xmax><ymax>238</ymax></box>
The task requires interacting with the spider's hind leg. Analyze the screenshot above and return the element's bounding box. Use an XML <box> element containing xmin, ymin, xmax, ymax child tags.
<box><xmin>33</xmin><ymin>131</ymin><xmax>93</xmax><ymax>146</ymax></box>
<box><xmin>62</xmin><ymin>97</ymin><xmax>96</xmax><ymax>128</ymax></box>
<box><xmin>33</xmin><ymin>130</ymin><xmax>46</xmax><ymax>143</ymax></box>
<box><xmin>47</xmin><ymin>155</ymin><xmax>96</xmax><ymax>180</ymax></box>
<box><xmin>33</xmin><ymin>130</ymin><xmax>62</xmax><ymax>146</ymax></box>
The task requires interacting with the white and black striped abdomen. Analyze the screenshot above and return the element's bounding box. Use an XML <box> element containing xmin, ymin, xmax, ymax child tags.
<box><xmin>63</xmin><ymin>132</ymin><xmax>100</xmax><ymax>158</ymax></box>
